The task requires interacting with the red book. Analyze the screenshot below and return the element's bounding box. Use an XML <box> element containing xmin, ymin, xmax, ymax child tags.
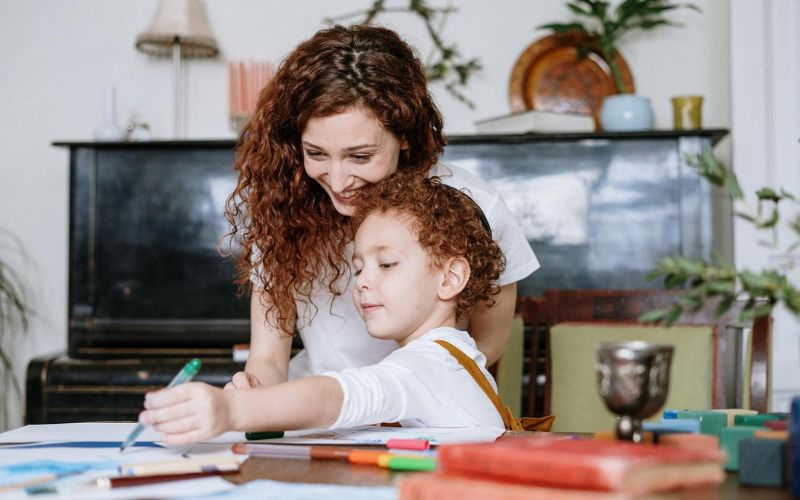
<box><xmin>436</xmin><ymin>437</ymin><xmax>725</xmax><ymax>495</ymax></box>
<box><xmin>399</xmin><ymin>473</ymin><xmax>639</xmax><ymax>500</ymax></box>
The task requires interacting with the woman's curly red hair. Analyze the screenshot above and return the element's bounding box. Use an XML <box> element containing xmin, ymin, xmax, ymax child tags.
<box><xmin>224</xmin><ymin>25</ymin><xmax>446</xmax><ymax>334</ymax></box>
<box><xmin>352</xmin><ymin>175</ymin><xmax>506</xmax><ymax>319</ymax></box>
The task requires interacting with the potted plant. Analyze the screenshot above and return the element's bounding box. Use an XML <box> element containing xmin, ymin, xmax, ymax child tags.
<box><xmin>540</xmin><ymin>0</ymin><xmax>699</xmax><ymax>131</ymax></box>
<box><xmin>0</xmin><ymin>231</ymin><xmax>30</xmax><ymax>431</ymax></box>
<box><xmin>642</xmin><ymin>149</ymin><xmax>800</xmax><ymax>325</ymax></box>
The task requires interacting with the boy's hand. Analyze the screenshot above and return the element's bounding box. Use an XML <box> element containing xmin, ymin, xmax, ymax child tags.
<box><xmin>139</xmin><ymin>382</ymin><xmax>232</xmax><ymax>444</ymax></box>
<box><xmin>224</xmin><ymin>371</ymin><xmax>264</xmax><ymax>391</ymax></box>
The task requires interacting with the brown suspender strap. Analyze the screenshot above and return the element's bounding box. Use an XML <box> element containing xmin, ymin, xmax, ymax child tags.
<box><xmin>434</xmin><ymin>339</ymin><xmax>521</xmax><ymax>431</ymax></box>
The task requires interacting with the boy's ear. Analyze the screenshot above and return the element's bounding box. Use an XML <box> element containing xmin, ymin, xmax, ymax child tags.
<box><xmin>438</xmin><ymin>257</ymin><xmax>470</xmax><ymax>301</ymax></box>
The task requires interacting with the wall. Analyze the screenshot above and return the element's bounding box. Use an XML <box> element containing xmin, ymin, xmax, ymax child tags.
<box><xmin>0</xmin><ymin>0</ymin><xmax>730</xmax><ymax>427</ymax></box>
<box><xmin>730</xmin><ymin>0</ymin><xmax>800</xmax><ymax>412</ymax></box>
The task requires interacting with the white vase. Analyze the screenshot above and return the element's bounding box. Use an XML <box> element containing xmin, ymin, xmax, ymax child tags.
<box><xmin>600</xmin><ymin>94</ymin><xmax>654</xmax><ymax>132</ymax></box>
<box><xmin>94</xmin><ymin>85</ymin><xmax>127</xmax><ymax>141</ymax></box>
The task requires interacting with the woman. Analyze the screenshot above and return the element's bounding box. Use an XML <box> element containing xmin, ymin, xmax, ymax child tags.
<box><xmin>224</xmin><ymin>24</ymin><xmax>538</xmax><ymax>390</ymax></box>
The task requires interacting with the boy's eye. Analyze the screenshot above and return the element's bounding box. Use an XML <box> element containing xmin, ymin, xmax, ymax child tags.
<box><xmin>353</xmin><ymin>268</ymin><xmax>362</xmax><ymax>276</ymax></box>
<box><xmin>379</xmin><ymin>262</ymin><xmax>397</xmax><ymax>270</ymax></box>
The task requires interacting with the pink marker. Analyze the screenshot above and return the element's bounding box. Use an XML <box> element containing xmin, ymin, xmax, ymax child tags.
<box><xmin>386</xmin><ymin>438</ymin><xmax>430</xmax><ymax>451</ymax></box>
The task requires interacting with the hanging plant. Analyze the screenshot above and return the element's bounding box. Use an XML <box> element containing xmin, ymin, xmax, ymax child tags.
<box><xmin>325</xmin><ymin>0</ymin><xmax>482</xmax><ymax>108</ymax></box>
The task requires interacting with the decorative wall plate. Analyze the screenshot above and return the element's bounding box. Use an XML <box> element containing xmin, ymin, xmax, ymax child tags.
<box><xmin>509</xmin><ymin>33</ymin><xmax>635</xmax><ymax>127</ymax></box>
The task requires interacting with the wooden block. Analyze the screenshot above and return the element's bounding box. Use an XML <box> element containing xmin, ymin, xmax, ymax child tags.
<box><xmin>738</xmin><ymin>437</ymin><xmax>787</xmax><ymax>487</ymax></box>
<box><xmin>754</xmin><ymin>430</ymin><xmax>789</xmax><ymax>441</ymax></box>
<box><xmin>734</xmin><ymin>414</ymin><xmax>781</xmax><ymax>427</ymax></box>
<box><xmin>765</xmin><ymin>412</ymin><xmax>789</xmax><ymax>420</ymax></box>
<box><xmin>644</xmin><ymin>419</ymin><xmax>700</xmax><ymax>433</ymax></box>
<box><xmin>676</xmin><ymin>410</ymin><xmax>727</xmax><ymax>437</ymax></box>
<box><xmin>720</xmin><ymin>426</ymin><xmax>761</xmax><ymax>471</ymax></box>
<box><xmin>711</xmin><ymin>409</ymin><xmax>757</xmax><ymax>427</ymax></box>
<box><xmin>765</xmin><ymin>420</ymin><xmax>789</xmax><ymax>431</ymax></box>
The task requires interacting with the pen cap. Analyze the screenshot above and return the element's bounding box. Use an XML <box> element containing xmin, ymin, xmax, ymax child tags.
<box><xmin>184</xmin><ymin>358</ymin><xmax>202</xmax><ymax>376</ymax></box>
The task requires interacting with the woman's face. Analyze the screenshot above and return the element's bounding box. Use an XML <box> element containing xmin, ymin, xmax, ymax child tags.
<box><xmin>301</xmin><ymin>107</ymin><xmax>406</xmax><ymax>216</ymax></box>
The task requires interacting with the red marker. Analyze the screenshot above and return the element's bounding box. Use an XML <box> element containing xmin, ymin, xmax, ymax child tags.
<box><xmin>386</xmin><ymin>438</ymin><xmax>430</xmax><ymax>451</ymax></box>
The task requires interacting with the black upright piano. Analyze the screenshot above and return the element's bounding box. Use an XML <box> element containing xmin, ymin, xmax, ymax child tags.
<box><xmin>27</xmin><ymin>131</ymin><xmax>725</xmax><ymax>423</ymax></box>
<box><xmin>26</xmin><ymin>141</ymin><xmax>251</xmax><ymax>423</ymax></box>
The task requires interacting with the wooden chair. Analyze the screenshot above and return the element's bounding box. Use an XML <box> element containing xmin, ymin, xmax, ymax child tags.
<box><xmin>516</xmin><ymin>290</ymin><xmax>772</xmax><ymax>421</ymax></box>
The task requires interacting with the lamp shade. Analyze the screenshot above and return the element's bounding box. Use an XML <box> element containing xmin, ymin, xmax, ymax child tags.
<box><xmin>135</xmin><ymin>0</ymin><xmax>218</xmax><ymax>58</ymax></box>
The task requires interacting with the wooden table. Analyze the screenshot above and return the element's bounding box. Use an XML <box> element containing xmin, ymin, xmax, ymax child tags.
<box><xmin>223</xmin><ymin>452</ymin><xmax>794</xmax><ymax>499</ymax></box>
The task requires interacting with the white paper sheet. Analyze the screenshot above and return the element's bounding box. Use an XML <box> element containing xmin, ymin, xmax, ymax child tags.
<box><xmin>209</xmin><ymin>425</ymin><xmax>504</xmax><ymax>445</ymax></box>
<box><xmin>0</xmin><ymin>422</ymin><xmax>503</xmax><ymax>449</ymax></box>
<box><xmin>0</xmin><ymin>476</ymin><xmax>235</xmax><ymax>500</ymax></box>
<box><xmin>0</xmin><ymin>422</ymin><xmax>161</xmax><ymax>444</ymax></box>
<box><xmin>191</xmin><ymin>478</ymin><xmax>396</xmax><ymax>500</ymax></box>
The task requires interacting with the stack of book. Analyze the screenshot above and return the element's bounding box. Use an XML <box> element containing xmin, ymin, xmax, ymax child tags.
<box><xmin>399</xmin><ymin>436</ymin><xmax>725</xmax><ymax>499</ymax></box>
<box><xmin>473</xmin><ymin>109</ymin><xmax>595</xmax><ymax>134</ymax></box>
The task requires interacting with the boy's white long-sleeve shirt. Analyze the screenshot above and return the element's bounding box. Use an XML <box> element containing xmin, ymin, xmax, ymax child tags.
<box><xmin>321</xmin><ymin>327</ymin><xmax>505</xmax><ymax>429</ymax></box>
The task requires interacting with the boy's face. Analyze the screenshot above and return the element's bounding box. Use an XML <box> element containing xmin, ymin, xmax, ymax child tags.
<box><xmin>352</xmin><ymin>211</ymin><xmax>445</xmax><ymax>345</ymax></box>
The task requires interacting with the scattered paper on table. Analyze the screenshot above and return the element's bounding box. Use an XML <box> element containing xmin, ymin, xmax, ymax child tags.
<box><xmin>191</xmin><ymin>478</ymin><xmax>396</xmax><ymax>500</ymax></box>
<box><xmin>0</xmin><ymin>423</ymin><xmax>162</xmax><ymax>444</ymax></box>
<box><xmin>209</xmin><ymin>425</ymin><xmax>504</xmax><ymax>445</ymax></box>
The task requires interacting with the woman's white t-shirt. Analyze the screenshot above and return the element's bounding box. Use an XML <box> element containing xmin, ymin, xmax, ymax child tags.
<box><xmin>274</xmin><ymin>162</ymin><xmax>540</xmax><ymax>379</ymax></box>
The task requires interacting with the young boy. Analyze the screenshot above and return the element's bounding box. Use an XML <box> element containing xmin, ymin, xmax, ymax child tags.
<box><xmin>140</xmin><ymin>174</ymin><xmax>508</xmax><ymax>444</ymax></box>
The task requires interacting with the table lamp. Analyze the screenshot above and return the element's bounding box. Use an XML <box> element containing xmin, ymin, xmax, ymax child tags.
<box><xmin>135</xmin><ymin>0</ymin><xmax>219</xmax><ymax>138</ymax></box>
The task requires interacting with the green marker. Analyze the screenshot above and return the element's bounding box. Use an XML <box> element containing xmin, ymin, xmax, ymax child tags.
<box><xmin>120</xmin><ymin>358</ymin><xmax>202</xmax><ymax>453</ymax></box>
<box><xmin>386</xmin><ymin>456</ymin><xmax>436</xmax><ymax>471</ymax></box>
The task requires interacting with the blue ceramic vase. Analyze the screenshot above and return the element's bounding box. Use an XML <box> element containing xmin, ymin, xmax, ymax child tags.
<box><xmin>600</xmin><ymin>94</ymin><xmax>654</xmax><ymax>131</ymax></box>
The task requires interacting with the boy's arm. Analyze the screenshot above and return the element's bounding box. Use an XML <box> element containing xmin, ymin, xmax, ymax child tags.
<box><xmin>229</xmin><ymin>376</ymin><xmax>343</xmax><ymax>431</ymax></box>
<box><xmin>141</xmin><ymin>376</ymin><xmax>343</xmax><ymax>444</ymax></box>
<box><xmin>466</xmin><ymin>282</ymin><xmax>517</xmax><ymax>366</ymax></box>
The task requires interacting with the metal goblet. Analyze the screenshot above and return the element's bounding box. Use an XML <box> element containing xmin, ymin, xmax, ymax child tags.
<box><xmin>595</xmin><ymin>341</ymin><xmax>674</xmax><ymax>443</ymax></box>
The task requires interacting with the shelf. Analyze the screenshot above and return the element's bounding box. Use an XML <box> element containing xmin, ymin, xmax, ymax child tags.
<box><xmin>52</xmin><ymin>128</ymin><xmax>729</xmax><ymax>149</ymax></box>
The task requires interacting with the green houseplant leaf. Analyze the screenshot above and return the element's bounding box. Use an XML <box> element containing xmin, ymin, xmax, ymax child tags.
<box><xmin>539</xmin><ymin>0</ymin><xmax>700</xmax><ymax>93</ymax></box>
<box><xmin>0</xmin><ymin>230</ymin><xmax>30</xmax><ymax>431</ymax></box>
<box><xmin>643</xmin><ymin>150</ymin><xmax>800</xmax><ymax>326</ymax></box>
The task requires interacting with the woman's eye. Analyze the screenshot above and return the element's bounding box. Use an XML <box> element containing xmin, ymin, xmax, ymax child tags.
<box><xmin>352</xmin><ymin>154</ymin><xmax>373</xmax><ymax>162</ymax></box>
<box><xmin>305</xmin><ymin>150</ymin><xmax>325</xmax><ymax>158</ymax></box>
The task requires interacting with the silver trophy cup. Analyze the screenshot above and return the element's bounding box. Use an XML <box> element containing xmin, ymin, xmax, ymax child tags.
<box><xmin>596</xmin><ymin>341</ymin><xmax>674</xmax><ymax>442</ymax></box>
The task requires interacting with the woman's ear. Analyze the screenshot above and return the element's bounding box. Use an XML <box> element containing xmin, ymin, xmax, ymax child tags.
<box><xmin>438</xmin><ymin>257</ymin><xmax>470</xmax><ymax>301</ymax></box>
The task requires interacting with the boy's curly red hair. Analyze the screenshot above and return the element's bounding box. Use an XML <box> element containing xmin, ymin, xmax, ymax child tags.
<box><xmin>352</xmin><ymin>174</ymin><xmax>506</xmax><ymax>319</ymax></box>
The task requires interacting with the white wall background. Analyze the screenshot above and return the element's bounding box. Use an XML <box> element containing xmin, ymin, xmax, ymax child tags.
<box><xmin>0</xmin><ymin>0</ymin><xmax>734</xmax><ymax>427</ymax></box>
<box><xmin>730</xmin><ymin>0</ymin><xmax>800</xmax><ymax>412</ymax></box>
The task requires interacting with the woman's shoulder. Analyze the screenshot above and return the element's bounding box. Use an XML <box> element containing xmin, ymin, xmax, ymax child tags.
<box><xmin>428</xmin><ymin>161</ymin><xmax>500</xmax><ymax>211</ymax></box>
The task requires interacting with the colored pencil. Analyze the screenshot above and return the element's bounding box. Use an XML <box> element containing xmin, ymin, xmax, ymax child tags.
<box><xmin>232</xmin><ymin>443</ymin><xmax>351</xmax><ymax>460</ymax></box>
<box><xmin>97</xmin><ymin>469</ymin><xmax>237</xmax><ymax>489</ymax></box>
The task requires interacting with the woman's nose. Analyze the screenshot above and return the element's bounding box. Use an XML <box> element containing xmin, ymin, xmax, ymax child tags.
<box><xmin>328</xmin><ymin>162</ymin><xmax>354</xmax><ymax>192</ymax></box>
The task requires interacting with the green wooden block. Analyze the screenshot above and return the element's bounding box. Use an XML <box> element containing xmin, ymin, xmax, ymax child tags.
<box><xmin>720</xmin><ymin>426</ymin><xmax>762</xmax><ymax>471</ymax></box>
<box><xmin>734</xmin><ymin>414</ymin><xmax>781</xmax><ymax>427</ymax></box>
<box><xmin>676</xmin><ymin>410</ymin><xmax>727</xmax><ymax>437</ymax></box>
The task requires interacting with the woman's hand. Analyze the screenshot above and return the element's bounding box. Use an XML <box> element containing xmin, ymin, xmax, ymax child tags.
<box><xmin>224</xmin><ymin>371</ymin><xmax>264</xmax><ymax>391</ymax></box>
<box><xmin>139</xmin><ymin>382</ymin><xmax>233</xmax><ymax>445</ymax></box>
